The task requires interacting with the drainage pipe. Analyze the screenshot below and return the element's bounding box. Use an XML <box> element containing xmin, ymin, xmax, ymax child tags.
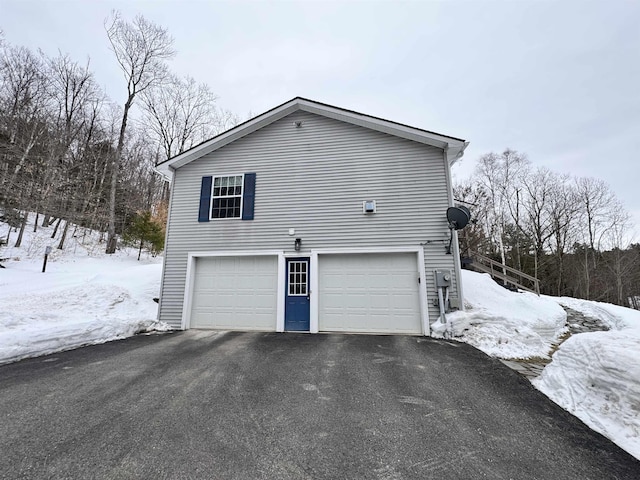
<box><xmin>438</xmin><ymin>286</ymin><xmax>448</xmax><ymax>338</ymax></box>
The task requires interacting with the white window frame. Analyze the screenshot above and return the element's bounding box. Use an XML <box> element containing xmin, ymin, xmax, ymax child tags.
<box><xmin>287</xmin><ymin>260</ymin><xmax>309</xmax><ymax>296</ymax></box>
<box><xmin>210</xmin><ymin>174</ymin><xmax>244</xmax><ymax>220</ymax></box>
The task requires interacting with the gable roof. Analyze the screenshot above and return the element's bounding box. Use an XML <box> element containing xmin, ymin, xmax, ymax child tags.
<box><xmin>155</xmin><ymin>97</ymin><xmax>468</xmax><ymax>177</ymax></box>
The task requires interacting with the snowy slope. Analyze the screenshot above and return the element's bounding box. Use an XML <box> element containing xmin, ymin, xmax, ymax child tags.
<box><xmin>533</xmin><ymin>297</ymin><xmax>640</xmax><ymax>460</ymax></box>
<box><xmin>0</xmin><ymin>218</ymin><xmax>168</xmax><ymax>365</ymax></box>
<box><xmin>434</xmin><ymin>270</ymin><xmax>568</xmax><ymax>359</ymax></box>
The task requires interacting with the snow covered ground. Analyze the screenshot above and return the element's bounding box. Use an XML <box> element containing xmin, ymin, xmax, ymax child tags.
<box><xmin>0</xmin><ymin>219</ymin><xmax>168</xmax><ymax>365</ymax></box>
<box><xmin>434</xmin><ymin>270</ymin><xmax>568</xmax><ymax>359</ymax></box>
<box><xmin>533</xmin><ymin>296</ymin><xmax>640</xmax><ymax>460</ymax></box>
<box><xmin>440</xmin><ymin>270</ymin><xmax>640</xmax><ymax>460</ymax></box>
<box><xmin>2</xmin><ymin>217</ymin><xmax>639</xmax><ymax>460</ymax></box>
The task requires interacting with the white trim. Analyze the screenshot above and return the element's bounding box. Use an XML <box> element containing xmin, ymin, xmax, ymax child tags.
<box><xmin>417</xmin><ymin>247</ymin><xmax>430</xmax><ymax>335</ymax></box>
<box><xmin>310</xmin><ymin>252</ymin><xmax>319</xmax><ymax>333</ymax></box>
<box><xmin>300</xmin><ymin>101</ymin><xmax>457</xmax><ymax>149</ymax></box>
<box><xmin>187</xmin><ymin>250</ymin><xmax>283</xmax><ymax>258</ymax></box>
<box><xmin>181</xmin><ymin>255</ymin><xmax>197</xmax><ymax>330</ymax></box>
<box><xmin>311</xmin><ymin>246</ymin><xmax>422</xmax><ymax>255</ymax></box>
<box><xmin>181</xmin><ymin>250</ymin><xmax>284</xmax><ymax>330</ymax></box>
<box><xmin>209</xmin><ymin>173</ymin><xmax>244</xmax><ymax>220</ymax></box>
<box><xmin>156</xmin><ymin>97</ymin><xmax>467</xmax><ymax>176</ymax></box>
<box><xmin>180</xmin><ymin>247</ymin><xmax>430</xmax><ymax>336</ymax></box>
<box><xmin>276</xmin><ymin>254</ymin><xmax>286</xmax><ymax>332</ymax></box>
<box><xmin>311</xmin><ymin>246</ymin><xmax>430</xmax><ymax>336</ymax></box>
<box><xmin>157</xmin><ymin>103</ymin><xmax>299</xmax><ymax>174</ymax></box>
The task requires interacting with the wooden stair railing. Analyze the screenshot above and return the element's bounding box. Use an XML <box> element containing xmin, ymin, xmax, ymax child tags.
<box><xmin>467</xmin><ymin>251</ymin><xmax>540</xmax><ymax>295</ymax></box>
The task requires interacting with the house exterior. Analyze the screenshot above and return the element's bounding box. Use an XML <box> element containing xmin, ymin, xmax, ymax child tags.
<box><xmin>155</xmin><ymin>97</ymin><xmax>468</xmax><ymax>335</ymax></box>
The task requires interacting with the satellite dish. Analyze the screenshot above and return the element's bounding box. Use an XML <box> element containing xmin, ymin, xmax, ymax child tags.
<box><xmin>446</xmin><ymin>206</ymin><xmax>471</xmax><ymax>230</ymax></box>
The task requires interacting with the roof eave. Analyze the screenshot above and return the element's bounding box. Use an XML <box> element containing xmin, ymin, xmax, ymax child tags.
<box><xmin>446</xmin><ymin>141</ymin><xmax>470</xmax><ymax>167</ymax></box>
<box><xmin>155</xmin><ymin>97</ymin><xmax>468</xmax><ymax>174</ymax></box>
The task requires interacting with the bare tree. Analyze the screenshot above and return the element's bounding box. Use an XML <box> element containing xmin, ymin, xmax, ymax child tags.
<box><xmin>142</xmin><ymin>74</ymin><xmax>219</xmax><ymax>161</ymax></box>
<box><xmin>38</xmin><ymin>53</ymin><xmax>103</xmax><ymax>227</ymax></box>
<box><xmin>474</xmin><ymin>149</ymin><xmax>529</xmax><ymax>269</ymax></box>
<box><xmin>0</xmin><ymin>45</ymin><xmax>50</xmax><ymax>189</ymax></box>
<box><xmin>545</xmin><ymin>174</ymin><xmax>580</xmax><ymax>295</ymax></box>
<box><xmin>574</xmin><ymin>177</ymin><xmax>620</xmax><ymax>298</ymax></box>
<box><xmin>104</xmin><ymin>11</ymin><xmax>175</xmax><ymax>253</ymax></box>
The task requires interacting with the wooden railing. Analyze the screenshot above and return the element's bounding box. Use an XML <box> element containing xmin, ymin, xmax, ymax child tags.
<box><xmin>467</xmin><ymin>251</ymin><xmax>540</xmax><ymax>295</ymax></box>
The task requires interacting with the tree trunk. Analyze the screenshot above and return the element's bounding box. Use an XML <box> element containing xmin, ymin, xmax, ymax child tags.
<box><xmin>138</xmin><ymin>238</ymin><xmax>143</xmax><ymax>261</ymax></box>
<box><xmin>58</xmin><ymin>220</ymin><xmax>70</xmax><ymax>250</ymax></box>
<box><xmin>51</xmin><ymin>217</ymin><xmax>62</xmax><ymax>239</ymax></box>
<box><xmin>583</xmin><ymin>248</ymin><xmax>590</xmax><ymax>299</ymax></box>
<box><xmin>33</xmin><ymin>211</ymin><xmax>39</xmax><ymax>233</ymax></box>
<box><xmin>161</xmin><ymin>180</ymin><xmax>170</xmax><ymax>203</ymax></box>
<box><xmin>42</xmin><ymin>214</ymin><xmax>50</xmax><ymax>227</ymax></box>
<box><xmin>106</xmin><ymin>96</ymin><xmax>134</xmax><ymax>254</ymax></box>
<box><xmin>14</xmin><ymin>212</ymin><xmax>28</xmax><ymax>248</ymax></box>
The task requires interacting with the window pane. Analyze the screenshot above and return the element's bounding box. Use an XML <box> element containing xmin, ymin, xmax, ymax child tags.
<box><xmin>211</xmin><ymin>177</ymin><xmax>243</xmax><ymax>219</ymax></box>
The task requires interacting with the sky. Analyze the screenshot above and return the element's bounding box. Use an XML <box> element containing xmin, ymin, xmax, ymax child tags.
<box><xmin>2</xmin><ymin>0</ymin><xmax>639</xmax><ymax>236</ymax></box>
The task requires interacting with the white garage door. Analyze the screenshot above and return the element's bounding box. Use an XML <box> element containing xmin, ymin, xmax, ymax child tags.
<box><xmin>191</xmin><ymin>256</ymin><xmax>277</xmax><ymax>330</ymax></box>
<box><xmin>318</xmin><ymin>253</ymin><xmax>422</xmax><ymax>334</ymax></box>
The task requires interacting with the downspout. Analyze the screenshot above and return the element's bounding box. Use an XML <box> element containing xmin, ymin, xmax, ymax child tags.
<box><xmin>444</xmin><ymin>141</ymin><xmax>470</xmax><ymax>312</ymax></box>
<box><xmin>438</xmin><ymin>286</ymin><xmax>448</xmax><ymax>337</ymax></box>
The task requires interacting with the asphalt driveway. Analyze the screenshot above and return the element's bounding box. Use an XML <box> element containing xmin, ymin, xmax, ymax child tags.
<box><xmin>1</xmin><ymin>332</ymin><xmax>638</xmax><ymax>479</ymax></box>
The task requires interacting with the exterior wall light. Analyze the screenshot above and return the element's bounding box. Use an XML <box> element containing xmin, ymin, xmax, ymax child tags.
<box><xmin>294</xmin><ymin>238</ymin><xmax>301</xmax><ymax>251</ymax></box>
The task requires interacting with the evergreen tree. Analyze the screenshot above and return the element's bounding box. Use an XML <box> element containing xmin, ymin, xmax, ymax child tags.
<box><xmin>122</xmin><ymin>210</ymin><xmax>164</xmax><ymax>260</ymax></box>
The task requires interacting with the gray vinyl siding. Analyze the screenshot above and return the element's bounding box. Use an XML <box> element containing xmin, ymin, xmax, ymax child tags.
<box><xmin>158</xmin><ymin>110</ymin><xmax>459</xmax><ymax>328</ymax></box>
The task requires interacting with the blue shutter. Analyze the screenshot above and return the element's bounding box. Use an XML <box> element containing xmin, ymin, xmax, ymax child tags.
<box><xmin>242</xmin><ymin>173</ymin><xmax>256</xmax><ymax>220</ymax></box>
<box><xmin>198</xmin><ymin>176</ymin><xmax>212</xmax><ymax>222</ymax></box>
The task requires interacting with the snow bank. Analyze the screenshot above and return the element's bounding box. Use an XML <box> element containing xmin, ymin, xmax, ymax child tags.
<box><xmin>533</xmin><ymin>298</ymin><xmax>640</xmax><ymax>459</ymax></box>
<box><xmin>0</xmin><ymin>257</ymin><xmax>169</xmax><ymax>365</ymax></box>
<box><xmin>435</xmin><ymin>270</ymin><xmax>567</xmax><ymax>359</ymax></box>
<box><xmin>0</xmin><ymin>217</ymin><xmax>169</xmax><ymax>365</ymax></box>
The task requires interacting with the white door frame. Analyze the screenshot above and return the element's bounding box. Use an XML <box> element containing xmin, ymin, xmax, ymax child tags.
<box><xmin>181</xmin><ymin>247</ymin><xmax>430</xmax><ymax>336</ymax></box>
<box><xmin>310</xmin><ymin>247</ymin><xmax>430</xmax><ymax>336</ymax></box>
<box><xmin>182</xmin><ymin>250</ymin><xmax>284</xmax><ymax>330</ymax></box>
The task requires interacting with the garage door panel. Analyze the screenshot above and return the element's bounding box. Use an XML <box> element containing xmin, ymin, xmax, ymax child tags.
<box><xmin>191</xmin><ymin>256</ymin><xmax>277</xmax><ymax>330</ymax></box>
<box><xmin>319</xmin><ymin>253</ymin><xmax>422</xmax><ymax>334</ymax></box>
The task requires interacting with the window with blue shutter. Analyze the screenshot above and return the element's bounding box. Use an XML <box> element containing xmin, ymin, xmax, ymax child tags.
<box><xmin>198</xmin><ymin>173</ymin><xmax>256</xmax><ymax>221</ymax></box>
<box><xmin>198</xmin><ymin>176</ymin><xmax>212</xmax><ymax>222</ymax></box>
<box><xmin>242</xmin><ymin>173</ymin><xmax>256</xmax><ymax>220</ymax></box>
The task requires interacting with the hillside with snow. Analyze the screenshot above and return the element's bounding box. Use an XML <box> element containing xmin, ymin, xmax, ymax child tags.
<box><xmin>0</xmin><ymin>218</ymin><xmax>168</xmax><ymax>365</ymax></box>
<box><xmin>1</xmin><ymin>217</ymin><xmax>639</xmax><ymax>460</ymax></box>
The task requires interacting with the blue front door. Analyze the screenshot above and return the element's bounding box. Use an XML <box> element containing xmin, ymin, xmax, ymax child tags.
<box><xmin>285</xmin><ymin>258</ymin><xmax>310</xmax><ymax>331</ymax></box>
